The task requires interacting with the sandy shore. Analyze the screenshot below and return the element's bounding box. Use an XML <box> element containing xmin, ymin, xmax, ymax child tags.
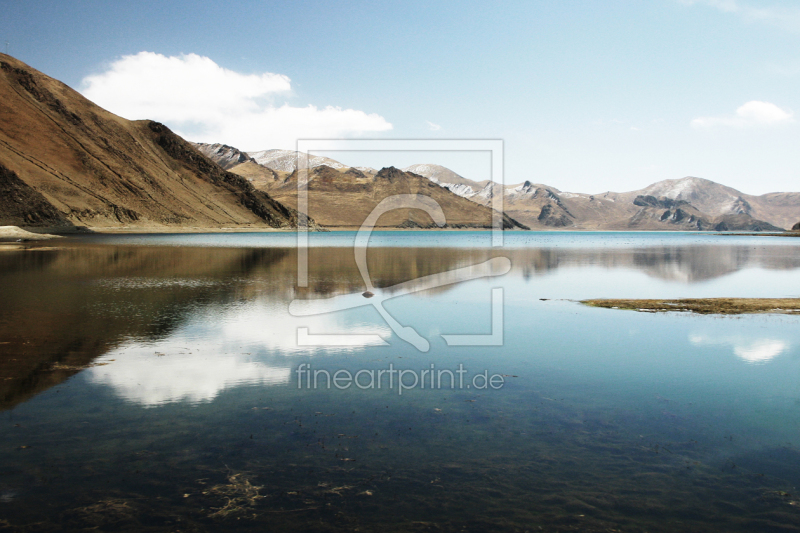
<box><xmin>81</xmin><ymin>226</ymin><xmax>800</xmax><ymax>235</ymax></box>
<box><xmin>582</xmin><ymin>298</ymin><xmax>800</xmax><ymax>315</ymax></box>
<box><xmin>81</xmin><ymin>225</ymin><xmax>511</xmax><ymax>233</ymax></box>
<box><xmin>80</xmin><ymin>225</ymin><xmax>296</xmax><ymax>234</ymax></box>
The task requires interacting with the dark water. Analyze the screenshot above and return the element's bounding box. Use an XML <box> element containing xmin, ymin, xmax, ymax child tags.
<box><xmin>1</xmin><ymin>232</ymin><xmax>800</xmax><ymax>532</ymax></box>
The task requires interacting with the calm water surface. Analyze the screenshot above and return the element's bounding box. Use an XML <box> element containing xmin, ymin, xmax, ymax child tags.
<box><xmin>1</xmin><ymin>232</ymin><xmax>800</xmax><ymax>532</ymax></box>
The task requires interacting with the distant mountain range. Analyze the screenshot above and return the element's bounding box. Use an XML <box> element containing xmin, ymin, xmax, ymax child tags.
<box><xmin>191</xmin><ymin>143</ymin><xmax>524</xmax><ymax>229</ymax></box>
<box><xmin>195</xmin><ymin>143</ymin><xmax>800</xmax><ymax>232</ymax></box>
<box><xmin>431</xmin><ymin>175</ymin><xmax>796</xmax><ymax>232</ymax></box>
<box><xmin>0</xmin><ymin>53</ymin><xmax>796</xmax><ymax>233</ymax></box>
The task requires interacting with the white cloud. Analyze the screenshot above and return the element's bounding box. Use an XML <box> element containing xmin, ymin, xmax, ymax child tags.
<box><xmin>80</xmin><ymin>52</ymin><xmax>392</xmax><ymax>151</ymax></box>
<box><xmin>426</xmin><ymin>120</ymin><xmax>442</xmax><ymax>131</ymax></box>
<box><xmin>691</xmin><ymin>100</ymin><xmax>794</xmax><ymax>128</ymax></box>
<box><xmin>679</xmin><ymin>0</ymin><xmax>800</xmax><ymax>32</ymax></box>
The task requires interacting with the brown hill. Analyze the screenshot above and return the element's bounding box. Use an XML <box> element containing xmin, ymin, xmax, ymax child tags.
<box><xmin>263</xmin><ymin>165</ymin><xmax>527</xmax><ymax>229</ymax></box>
<box><xmin>0</xmin><ymin>54</ymin><xmax>302</xmax><ymax>230</ymax></box>
<box><xmin>194</xmin><ymin>144</ymin><xmax>529</xmax><ymax>229</ymax></box>
<box><xmin>227</xmin><ymin>160</ymin><xmax>283</xmax><ymax>191</ymax></box>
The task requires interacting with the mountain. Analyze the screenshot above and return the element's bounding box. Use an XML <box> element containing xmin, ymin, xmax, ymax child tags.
<box><xmin>402</xmin><ymin>164</ymin><xmax>492</xmax><ymax>199</ymax></box>
<box><xmin>192</xmin><ymin>142</ymin><xmax>254</xmax><ymax>170</ymax></box>
<box><xmin>0</xmin><ymin>54</ymin><xmax>303</xmax><ymax>230</ymax></box>
<box><xmin>632</xmin><ymin>176</ymin><xmax>800</xmax><ymax>230</ymax></box>
<box><xmin>241</xmin><ymin>148</ymin><xmax>381</xmax><ymax>176</ymax></box>
<box><xmin>402</xmin><ymin>166</ymin><xmax>794</xmax><ymax>231</ymax></box>
<box><xmin>511</xmin><ymin>181</ymin><xmax>784</xmax><ymax>231</ymax></box>
<box><xmin>402</xmin><ymin>164</ymin><xmax>490</xmax><ymax>189</ymax></box>
<box><xmin>263</xmin><ymin>165</ymin><xmax>527</xmax><ymax>229</ymax></box>
<box><xmin>628</xmin><ymin>195</ymin><xmax>714</xmax><ymax>230</ymax></box>
<box><xmin>201</xmin><ymin>140</ymin><xmax>793</xmax><ymax>231</ymax></box>
<box><xmin>247</xmin><ymin>149</ymin><xmax>348</xmax><ymax>172</ymax></box>
<box><xmin>198</xmin><ymin>145</ymin><xmax>527</xmax><ymax>229</ymax></box>
<box><xmin>592</xmin><ymin>177</ymin><xmax>793</xmax><ymax>231</ymax></box>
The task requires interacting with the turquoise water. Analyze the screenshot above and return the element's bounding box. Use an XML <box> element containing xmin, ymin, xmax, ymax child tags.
<box><xmin>1</xmin><ymin>233</ymin><xmax>800</xmax><ymax>531</ymax></box>
<box><xmin>71</xmin><ymin>229</ymin><xmax>792</xmax><ymax>249</ymax></box>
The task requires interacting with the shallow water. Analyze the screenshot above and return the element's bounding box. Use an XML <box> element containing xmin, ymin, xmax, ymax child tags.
<box><xmin>1</xmin><ymin>232</ymin><xmax>800</xmax><ymax>531</ymax></box>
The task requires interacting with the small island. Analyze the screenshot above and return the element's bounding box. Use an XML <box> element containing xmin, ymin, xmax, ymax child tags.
<box><xmin>582</xmin><ymin>298</ymin><xmax>800</xmax><ymax>315</ymax></box>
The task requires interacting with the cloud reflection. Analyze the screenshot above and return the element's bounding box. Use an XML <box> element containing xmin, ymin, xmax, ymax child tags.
<box><xmin>87</xmin><ymin>349</ymin><xmax>290</xmax><ymax>407</ymax></box>
<box><xmin>216</xmin><ymin>301</ymin><xmax>391</xmax><ymax>353</ymax></box>
<box><xmin>689</xmin><ymin>334</ymin><xmax>790</xmax><ymax>364</ymax></box>
<box><xmin>86</xmin><ymin>299</ymin><xmax>391</xmax><ymax>407</ymax></box>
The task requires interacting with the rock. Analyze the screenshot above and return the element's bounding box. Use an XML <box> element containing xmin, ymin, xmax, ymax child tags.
<box><xmin>0</xmin><ymin>162</ymin><xmax>72</xmax><ymax>228</ymax></box>
<box><xmin>793</xmin><ymin>222</ymin><xmax>800</xmax><ymax>231</ymax></box>
<box><xmin>538</xmin><ymin>204</ymin><xmax>573</xmax><ymax>227</ymax></box>
<box><xmin>633</xmin><ymin>195</ymin><xmax>689</xmax><ymax>209</ymax></box>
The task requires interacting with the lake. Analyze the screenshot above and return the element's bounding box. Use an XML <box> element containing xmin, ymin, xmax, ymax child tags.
<box><xmin>1</xmin><ymin>231</ymin><xmax>800</xmax><ymax>531</ymax></box>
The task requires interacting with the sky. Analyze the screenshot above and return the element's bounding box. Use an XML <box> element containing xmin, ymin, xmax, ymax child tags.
<box><xmin>1</xmin><ymin>0</ymin><xmax>798</xmax><ymax>194</ymax></box>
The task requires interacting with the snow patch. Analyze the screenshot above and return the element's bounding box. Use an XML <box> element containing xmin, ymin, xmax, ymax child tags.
<box><xmin>247</xmin><ymin>149</ymin><xmax>348</xmax><ymax>172</ymax></box>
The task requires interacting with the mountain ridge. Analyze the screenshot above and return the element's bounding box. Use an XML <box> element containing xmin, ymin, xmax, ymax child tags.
<box><xmin>0</xmin><ymin>53</ymin><xmax>304</xmax><ymax>230</ymax></box>
<box><xmin>395</xmin><ymin>166</ymin><xmax>798</xmax><ymax>231</ymax></box>
<box><xmin>215</xmin><ymin>148</ymin><xmax>797</xmax><ymax>231</ymax></box>
<box><xmin>263</xmin><ymin>164</ymin><xmax>529</xmax><ymax>229</ymax></box>
<box><xmin>2</xmin><ymin>53</ymin><xmax>794</xmax><ymax>233</ymax></box>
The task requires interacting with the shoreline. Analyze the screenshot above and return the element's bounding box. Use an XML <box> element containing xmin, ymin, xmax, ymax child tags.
<box><xmin>17</xmin><ymin>225</ymin><xmax>800</xmax><ymax>236</ymax></box>
<box><xmin>719</xmin><ymin>232</ymin><xmax>800</xmax><ymax>238</ymax></box>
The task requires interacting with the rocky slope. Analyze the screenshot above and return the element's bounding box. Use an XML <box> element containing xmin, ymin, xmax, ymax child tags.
<box><xmin>194</xmin><ymin>143</ymin><xmax>800</xmax><ymax>233</ymax></box>
<box><xmin>197</xmin><ymin>144</ymin><xmax>527</xmax><ymax>229</ymax></box>
<box><xmin>206</xmin><ymin>143</ymin><xmax>793</xmax><ymax>231</ymax></box>
<box><xmin>192</xmin><ymin>142</ymin><xmax>254</xmax><ymax>170</ymax></box>
<box><xmin>0</xmin><ymin>161</ymin><xmax>72</xmax><ymax>228</ymax></box>
<box><xmin>263</xmin><ymin>165</ymin><xmax>528</xmax><ymax>229</ymax></box>
<box><xmin>405</xmin><ymin>165</ymin><xmax>794</xmax><ymax>231</ymax></box>
<box><xmin>632</xmin><ymin>177</ymin><xmax>800</xmax><ymax>230</ymax></box>
<box><xmin>0</xmin><ymin>54</ymin><xmax>302</xmax><ymax>230</ymax></box>
<box><xmin>247</xmin><ymin>149</ymin><xmax>348</xmax><ymax>172</ymax></box>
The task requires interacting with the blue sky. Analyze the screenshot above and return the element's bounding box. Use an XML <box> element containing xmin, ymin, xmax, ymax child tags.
<box><xmin>1</xmin><ymin>0</ymin><xmax>798</xmax><ymax>194</ymax></box>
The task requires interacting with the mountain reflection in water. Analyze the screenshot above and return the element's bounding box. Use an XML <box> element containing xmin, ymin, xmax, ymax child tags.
<box><xmin>2</xmin><ymin>240</ymin><xmax>800</xmax><ymax>410</ymax></box>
